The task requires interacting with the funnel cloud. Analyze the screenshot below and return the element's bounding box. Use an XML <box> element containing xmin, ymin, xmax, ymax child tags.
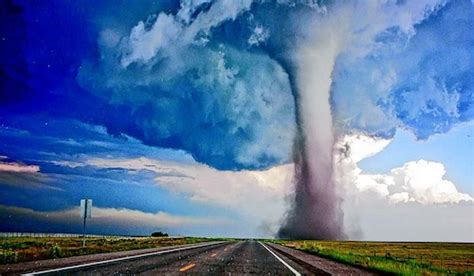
<box><xmin>278</xmin><ymin>10</ymin><xmax>349</xmax><ymax>239</ymax></box>
<box><xmin>278</xmin><ymin>0</ymin><xmax>470</xmax><ymax>239</ymax></box>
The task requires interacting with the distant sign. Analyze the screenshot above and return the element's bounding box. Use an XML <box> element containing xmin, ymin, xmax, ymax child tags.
<box><xmin>80</xmin><ymin>199</ymin><xmax>92</xmax><ymax>218</ymax></box>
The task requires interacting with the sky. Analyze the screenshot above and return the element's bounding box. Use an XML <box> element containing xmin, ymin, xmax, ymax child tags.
<box><xmin>0</xmin><ymin>0</ymin><xmax>473</xmax><ymax>241</ymax></box>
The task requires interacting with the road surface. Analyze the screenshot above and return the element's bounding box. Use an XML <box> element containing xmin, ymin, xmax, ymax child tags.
<box><xmin>17</xmin><ymin>240</ymin><xmax>375</xmax><ymax>275</ymax></box>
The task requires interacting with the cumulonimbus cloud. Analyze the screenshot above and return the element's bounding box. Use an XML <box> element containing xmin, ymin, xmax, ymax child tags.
<box><xmin>335</xmin><ymin>134</ymin><xmax>473</xmax><ymax>205</ymax></box>
<box><xmin>2</xmin><ymin>1</ymin><xmax>472</xmax><ymax>171</ymax></box>
<box><xmin>77</xmin><ymin>0</ymin><xmax>295</xmax><ymax>171</ymax></box>
<box><xmin>1</xmin><ymin>0</ymin><xmax>473</xmax><ymax>240</ymax></box>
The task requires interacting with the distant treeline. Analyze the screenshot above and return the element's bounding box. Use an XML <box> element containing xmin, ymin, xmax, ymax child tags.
<box><xmin>151</xmin><ymin>231</ymin><xmax>168</xmax><ymax>237</ymax></box>
<box><xmin>0</xmin><ymin>232</ymin><xmax>145</xmax><ymax>238</ymax></box>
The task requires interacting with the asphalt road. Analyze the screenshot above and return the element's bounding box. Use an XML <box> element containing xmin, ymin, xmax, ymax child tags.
<box><xmin>24</xmin><ymin>241</ymin><xmax>374</xmax><ymax>275</ymax></box>
<box><xmin>25</xmin><ymin>241</ymin><xmax>312</xmax><ymax>275</ymax></box>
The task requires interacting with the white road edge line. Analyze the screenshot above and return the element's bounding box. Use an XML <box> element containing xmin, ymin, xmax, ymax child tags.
<box><xmin>22</xmin><ymin>241</ymin><xmax>225</xmax><ymax>275</ymax></box>
<box><xmin>258</xmin><ymin>242</ymin><xmax>301</xmax><ymax>276</ymax></box>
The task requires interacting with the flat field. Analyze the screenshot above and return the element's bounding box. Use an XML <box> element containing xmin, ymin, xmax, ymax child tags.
<box><xmin>0</xmin><ymin>236</ymin><xmax>215</xmax><ymax>264</ymax></box>
<box><xmin>276</xmin><ymin>240</ymin><xmax>474</xmax><ymax>275</ymax></box>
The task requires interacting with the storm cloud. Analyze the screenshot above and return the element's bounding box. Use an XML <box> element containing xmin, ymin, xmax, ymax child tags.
<box><xmin>1</xmin><ymin>0</ymin><xmax>473</xmax><ymax>239</ymax></box>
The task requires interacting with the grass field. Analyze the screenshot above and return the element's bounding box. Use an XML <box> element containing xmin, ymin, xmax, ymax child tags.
<box><xmin>0</xmin><ymin>236</ymin><xmax>218</xmax><ymax>264</ymax></box>
<box><xmin>275</xmin><ymin>240</ymin><xmax>474</xmax><ymax>275</ymax></box>
<box><xmin>3</xmin><ymin>236</ymin><xmax>472</xmax><ymax>275</ymax></box>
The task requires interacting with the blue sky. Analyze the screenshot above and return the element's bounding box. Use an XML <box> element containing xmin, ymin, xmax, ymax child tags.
<box><xmin>0</xmin><ymin>0</ymin><xmax>473</xmax><ymax>240</ymax></box>
<box><xmin>359</xmin><ymin>122</ymin><xmax>474</xmax><ymax>194</ymax></box>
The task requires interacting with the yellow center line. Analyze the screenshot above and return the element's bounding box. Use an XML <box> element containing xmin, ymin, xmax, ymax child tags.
<box><xmin>179</xmin><ymin>263</ymin><xmax>196</xmax><ymax>272</ymax></box>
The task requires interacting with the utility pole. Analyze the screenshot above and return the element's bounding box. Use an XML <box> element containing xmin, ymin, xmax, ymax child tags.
<box><xmin>80</xmin><ymin>199</ymin><xmax>92</xmax><ymax>248</ymax></box>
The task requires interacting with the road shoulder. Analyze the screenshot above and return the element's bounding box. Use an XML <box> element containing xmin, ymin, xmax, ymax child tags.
<box><xmin>267</xmin><ymin>243</ymin><xmax>378</xmax><ymax>275</ymax></box>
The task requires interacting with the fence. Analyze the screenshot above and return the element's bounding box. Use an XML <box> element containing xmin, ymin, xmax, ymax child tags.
<box><xmin>0</xmin><ymin>232</ymin><xmax>141</xmax><ymax>238</ymax></box>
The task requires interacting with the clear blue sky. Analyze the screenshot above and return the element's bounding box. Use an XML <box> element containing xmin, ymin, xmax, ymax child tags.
<box><xmin>359</xmin><ymin>122</ymin><xmax>474</xmax><ymax>194</ymax></box>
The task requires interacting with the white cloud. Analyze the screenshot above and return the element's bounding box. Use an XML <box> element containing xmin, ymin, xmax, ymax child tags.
<box><xmin>335</xmin><ymin>134</ymin><xmax>472</xmax><ymax>205</ymax></box>
<box><xmin>387</xmin><ymin>160</ymin><xmax>472</xmax><ymax>204</ymax></box>
<box><xmin>79</xmin><ymin>1</ymin><xmax>297</xmax><ymax>171</ymax></box>
<box><xmin>355</xmin><ymin>174</ymin><xmax>390</xmax><ymax>197</ymax></box>
<box><xmin>330</xmin><ymin>0</ymin><xmax>452</xmax><ymax>138</ymax></box>
<box><xmin>0</xmin><ymin>157</ymin><xmax>60</xmax><ymax>190</ymax></box>
<box><xmin>81</xmin><ymin>135</ymin><xmax>472</xmax><ymax>240</ymax></box>
<box><xmin>183</xmin><ymin>0</ymin><xmax>252</xmax><ymax>42</ymax></box>
<box><xmin>49</xmin><ymin>160</ymin><xmax>84</xmax><ymax>168</ymax></box>
<box><xmin>248</xmin><ymin>25</ymin><xmax>269</xmax><ymax>46</ymax></box>
<box><xmin>0</xmin><ymin>204</ymin><xmax>224</xmax><ymax>229</ymax></box>
<box><xmin>389</xmin><ymin>192</ymin><xmax>410</xmax><ymax>204</ymax></box>
<box><xmin>121</xmin><ymin>13</ymin><xmax>182</xmax><ymax>67</ymax></box>
<box><xmin>89</xmin><ymin>207</ymin><xmax>227</xmax><ymax>228</ymax></box>
<box><xmin>354</xmin><ymin>160</ymin><xmax>473</xmax><ymax>204</ymax></box>
<box><xmin>0</xmin><ymin>160</ymin><xmax>40</xmax><ymax>173</ymax></box>
<box><xmin>177</xmin><ymin>0</ymin><xmax>212</xmax><ymax>24</ymax></box>
<box><xmin>338</xmin><ymin>134</ymin><xmax>391</xmax><ymax>163</ymax></box>
<box><xmin>120</xmin><ymin>0</ymin><xmax>252</xmax><ymax>67</ymax></box>
<box><xmin>87</xmin><ymin>157</ymin><xmax>293</xmax><ymax>236</ymax></box>
<box><xmin>335</xmin><ymin>133</ymin><xmax>474</xmax><ymax>241</ymax></box>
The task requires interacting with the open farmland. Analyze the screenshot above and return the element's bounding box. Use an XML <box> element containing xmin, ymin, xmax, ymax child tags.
<box><xmin>0</xmin><ymin>236</ymin><xmax>216</xmax><ymax>264</ymax></box>
<box><xmin>276</xmin><ymin>240</ymin><xmax>474</xmax><ymax>275</ymax></box>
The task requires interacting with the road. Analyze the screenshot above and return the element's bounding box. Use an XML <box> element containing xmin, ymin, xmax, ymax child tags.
<box><xmin>21</xmin><ymin>241</ymin><xmax>374</xmax><ymax>275</ymax></box>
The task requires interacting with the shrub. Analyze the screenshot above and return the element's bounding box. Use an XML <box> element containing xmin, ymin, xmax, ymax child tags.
<box><xmin>48</xmin><ymin>244</ymin><xmax>62</xmax><ymax>258</ymax></box>
<box><xmin>151</xmin><ymin>232</ymin><xmax>168</xmax><ymax>237</ymax></box>
<box><xmin>1</xmin><ymin>250</ymin><xmax>19</xmax><ymax>264</ymax></box>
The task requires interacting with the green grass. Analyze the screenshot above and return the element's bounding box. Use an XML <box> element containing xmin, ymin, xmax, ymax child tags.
<box><xmin>273</xmin><ymin>240</ymin><xmax>474</xmax><ymax>275</ymax></box>
<box><xmin>0</xmin><ymin>236</ymin><xmax>221</xmax><ymax>264</ymax></box>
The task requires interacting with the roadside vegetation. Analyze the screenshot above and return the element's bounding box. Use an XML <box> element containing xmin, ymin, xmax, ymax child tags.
<box><xmin>274</xmin><ymin>240</ymin><xmax>474</xmax><ymax>275</ymax></box>
<box><xmin>0</xmin><ymin>236</ymin><xmax>221</xmax><ymax>264</ymax></box>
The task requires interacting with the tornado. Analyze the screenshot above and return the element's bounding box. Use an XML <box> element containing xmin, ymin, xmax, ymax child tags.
<box><xmin>278</xmin><ymin>10</ymin><xmax>348</xmax><ymax>240</ymax></box>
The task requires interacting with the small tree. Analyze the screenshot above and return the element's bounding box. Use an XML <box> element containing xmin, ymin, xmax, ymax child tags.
<box><xmin>151</xmin><ymin>231</ymin><xmax>168</xmax><ymax>237</ymax></box>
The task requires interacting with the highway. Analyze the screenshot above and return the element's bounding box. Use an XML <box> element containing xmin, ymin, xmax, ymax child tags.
<box><xmin>21</xmin><ymin>241</ymin><xmax>374</xmax><ymax>275</ymax></box>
